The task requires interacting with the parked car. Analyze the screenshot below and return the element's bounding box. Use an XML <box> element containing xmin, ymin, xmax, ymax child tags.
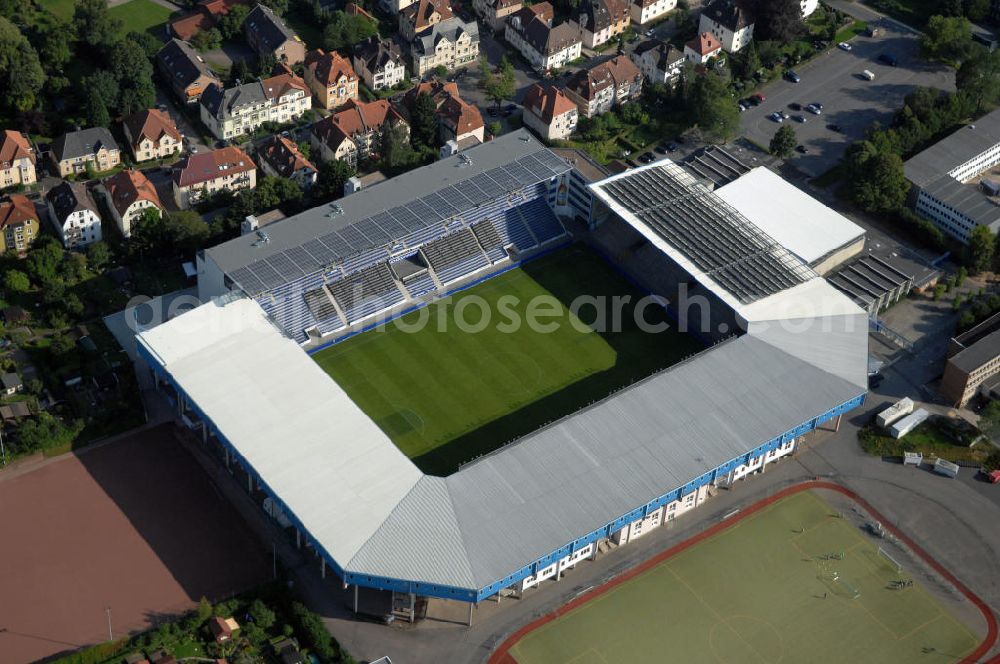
<box><xmin>794</xmin><ymin>115</ymin><xmax>807</xmax><ymax>123</ymax></box>
<box><xmin>639</xmin><ymin>152</ymin><xmax>655</xmax><ymax>163</ymax></box>
<box><xmin>645</xmin><ymin>28</ymin><xmax>655</xmax><ymax>37</ymax></box>
<box><xmin>665</xmin><ymin>141</ymin><xmax>678</xmax><ymax>152</ymax></box>
<box><xmin>750</xmin><ymin>93</ymin><xmax>765</xmax><ymax>104</ymax></box>
<box><xmin>837</xmin><ymin>41</ymin><xmax>853</xmax><ymax>51</ymax></box>
<box><xmin>827</xmin><ymin>123</ymin><xmax>843</xmax><ymax>132</ymax></box>
<box><xmin>738</xmin><ymin>101</ymin><xmax>748</xmax><ymax>112</ymax></box>
<box><xmin>796</xmin><ymin>144</ymin><xmax>808</xmax><ymax>154</ymax></box>
<box><xmin>769</xmin><ymin>111</ymin><xmax>783</xmax><ymax>123</ymax></box>
<box><xmin>812</xmin><ymin>102</ymin><xmax>824</xmax><ymax>110</ymax></box>
<box><xmin>779</xmin><ymin>111</ymin><xmax>790</xmax><ymax>120</ymax></box>
<box><xmin>788</xmin><ymin>102</ymin><xmax>801</xmax><ymax>111</ymax></box>
<box><xmin>861</xmin><ymin>69</ymin><xmax>875</xmax><ymax>80</ymax></box>
<box><xmin>655</xmin><ymin>144</ymin><xmax>669</xmax><ymax>154</ymax></box>
<box><xmin>878</xmin><ymin>52</ymin><xmax>898</xmax><ymax>66</ymax></box>
<box><xmin>785</xmin><ymin>70</ymin><xmax>801</xmax><ymax>83</ymax></box>
<box><xmin>805</xmin><ymin>103</ymin><xmax>822</xmax><ymax>115</ymax></box>
<box><xmin>503</xmin><ymin>104</ymin><xmax>517</xmax><ymax>112</ymax></box>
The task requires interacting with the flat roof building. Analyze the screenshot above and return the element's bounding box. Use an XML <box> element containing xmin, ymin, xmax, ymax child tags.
<box><xmin>904</xmin><ymin>108</ymin><xmax>1000</xmax><ymax>243</ymax></box>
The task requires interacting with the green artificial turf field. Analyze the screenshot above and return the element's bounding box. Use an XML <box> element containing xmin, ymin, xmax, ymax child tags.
<box><xmin>507</xmin><ymin>491</ymin><xmax>981</xmax><ymax>664</ymax></box>
<box><xmin>312</xmin><ymin>245</ymin><xmax>703</xmax><ymax>475</ymax></box>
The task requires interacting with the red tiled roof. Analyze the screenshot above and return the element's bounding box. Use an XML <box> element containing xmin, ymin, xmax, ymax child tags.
<box><xmin>686</xmin><ymin>31</ymin><xmax>721</xmax><ymax>56</ymax></box>
<box><xmin>440</xmin><ymin>95</ymin><xmax>483</xmax><ymax>134</ymax></box>
<box><xmin>261</xmin><ymin>69</ymin><xmax>309</xmax><ymax>100</ymax></box>
<box><xmin>123</xmin><ymin>109</ymin><xmax>182</xmax><ymax>147</ymax></box>
<box><xmin>402</xmin><ymin>0</ymin><xmax>453</xmax><ymax>32</ymax></box>
<box><xmin>332</xmin><ymin>99</ymin><xmax>405</xmax><ymax>136</ymax></box>
<box><xmin>0</xmin><ymin>194</ymin><xmax>38</xmax><ymax>229</ymax></box>
<box><xmin>105</xmin><ymin>169</ymin><xmax>163</xmax><ymax>217</ymax></box>
<box><xmin>258</xmin><ymin>135</ymin><xmax>317</xmax><ymax>178</ymax></box>
<box><xmin>0</xmin><ymin>130</ymin><xmax>33</xmax><ymax>170</ymax></box>
<box><xmin>524</xmin><ymin>83</ymin><xmax>576</xmax><ymax>123</ymax></box>
<box><xmin>304</xmin><ymin>49</ymin><xmax>358</xmax><ymax>87</ymax></box>
<box><xmin>174</xmin><ymin>146</ymin><xmax>255</xmax><ymax>188</ymax></box>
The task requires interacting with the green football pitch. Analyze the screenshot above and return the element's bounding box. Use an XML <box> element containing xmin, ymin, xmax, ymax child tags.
<box><xmin>312</xmin><ymin>245</ymin><xmax>703</xmax><ymax>475</ymax></box>
<box><xmin>506</xmin><ymin>491</ymin><xmax>981</xmax><ymax>664</ymax></box>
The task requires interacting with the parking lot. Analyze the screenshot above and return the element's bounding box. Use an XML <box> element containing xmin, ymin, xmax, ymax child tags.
<box><xmin>740</xmin><ymin>20</ymin><xmax>954</xmax><ymax>177</ymax></box>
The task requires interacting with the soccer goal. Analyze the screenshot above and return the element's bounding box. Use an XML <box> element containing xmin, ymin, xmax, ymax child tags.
<box><xmin>878</xmin><ymin>546</ymin><xmax>903</xmax><ymax>573</ymax></box>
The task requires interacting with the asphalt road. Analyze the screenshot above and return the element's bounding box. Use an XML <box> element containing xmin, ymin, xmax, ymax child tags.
<box><xmin>740</xmin><ymin>20</ymin><xmax>954</xmax><ymax>177</ymax></box>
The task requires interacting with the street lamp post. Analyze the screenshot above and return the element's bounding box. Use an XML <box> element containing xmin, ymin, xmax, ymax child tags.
<box><xmin>105</xmin><ymin>607</ymin><xmax>112</xmax><ymax>641</ymax></box>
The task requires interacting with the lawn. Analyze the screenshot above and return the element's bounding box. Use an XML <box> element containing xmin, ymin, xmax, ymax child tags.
<box><xmin>507</xmin><ymin>491</ymin><xmax>981</xmax><ymax>664</ymax></box>
<box><xmin>39</xmin><ymin>0</ymin><xmax>75</xmax><ymax>21</ymax></box>
<box><xmin>858</xmin><ymin>416</ymin><xmax>992</xmax><ymax>465</ymax></box>
<box><xmin>108</xmin><ymin>0</ymin><xmax>174</xmax><ymax>37</ymax></box>
<box><xmin>864</xmin><ymin>0</ymin><xmax>937</xmax><ymax>30</ymax></box>
<box><xmin>312</xmin><ymin>245</ymin><xmax>704</xmax><ymax>475</ymax></box>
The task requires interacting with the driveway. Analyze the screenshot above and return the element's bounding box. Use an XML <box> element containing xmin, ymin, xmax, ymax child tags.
<box><xmin>740</xmin><ymin>19</ymin><xmax>954</xmax><ymax>177</ymax></box>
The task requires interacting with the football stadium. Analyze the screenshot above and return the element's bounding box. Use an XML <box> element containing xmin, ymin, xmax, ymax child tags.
<box><xmin>135</xmin><ymin>130</ymin><xmax>869</xmax><ymax>622</ymax></box>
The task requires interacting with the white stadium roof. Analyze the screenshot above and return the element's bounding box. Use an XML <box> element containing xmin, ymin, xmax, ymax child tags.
<box><xmin>137</xmin><ymin>157</ymin><xmax>868</xmax><ymax>597</ymax></box>
<box><xmin>714</xmin><ymin>167</ymin><xmax>865</xmax><ymax>266</ymax></box>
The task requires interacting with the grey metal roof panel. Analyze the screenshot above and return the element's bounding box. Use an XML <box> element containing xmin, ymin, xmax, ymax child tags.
<box><xmin>439</xmin><ymin>335</ymin><xmax>863</xmax><ymax>588</ymax></box>
<box><xmin>904</xmin><ymin>109</ymin><xmax>1000</xmax><ymax>187</ymax></box>
<box><xmin>921</xmin><ymin>174</ymin><xmax>1000</xmax><ymax>228</ymax></box>
<box><xmin>204</xmin><ymin>130</ymin><xmax>564</xmax><ymax>282</ymax></box>
<box><xmin>346</xmin><ymin>476</ymin><xmax>476</xmax><ymax>588</ymax></box>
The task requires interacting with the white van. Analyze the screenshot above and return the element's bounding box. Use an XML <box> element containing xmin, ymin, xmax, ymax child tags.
<box><xmin>862</xmin><ymin>69</ymin><xmax>876</xmax><ymax>80</ymax></box>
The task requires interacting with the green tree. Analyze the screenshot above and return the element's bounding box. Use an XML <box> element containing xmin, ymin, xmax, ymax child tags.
<box><xmin>752</xmin><ymin>0</ymin><xmax>805</xmax><ymax>42</ymax></box>
<box><xmin>127</xmin><ymin>30</ymin><xmax>163</xmax><ymax>59</ymax></box>
<box><xmin>322</xmin><ymin>11</ymin><xmax>377</xmax><ymax>50</ymax></box>
<box><xmin>25</xmin><ymin>237</ymin><xmax>64</xmax><ymax>287</ymax></box>
<box><xmin>845</xmin><ymin>141</ymin><xmax>909</xmax><ymax>213</ymax></box>
<box><xmin>164</xmin><ymin>210</ymin><xmax>210</xmax><ymax>256</ymax></box>
<box><xmin>483</xmin><ymin>56</ymin><xmax>515</xmax><ymax>109</ymax></box>
<box><xmin>191</xmin><ymin>27</ymin><xmax>222</xmax><ymax>52</ymax></box>
<box><xmin>85</xmin><ymin>95</ymin><xmax>111</xmax><ymax>128</ymax></box>
<box><xmin>738</xmin><ymin>41</ymin><xmax>760</xmax><ymax>80</ymax></box>
<box><xmin>218</xmin><ymin>3</ymin><xmax>251</xmax><ymax>40</ymax></box>
<box><xmin>434</xmin><ymin>64</ymin><xmax>448</xmax><ymax>77</ymax></box>
<box><xmin>0</xmin><ymin>17</ymin><xmax>46</xmax><ymax>111</ymax></box>
<box><xmin>37</xmin><ymin>19</ymin><xmax>73</xmax><ymax>73</ymax></box>
<box><xmin>488</xmin><ymin>120</ymin><xmax>502</xmax><ymax>136</ymax></box>
<box><xmin>921</xmin><ymin>15</ymin><xmax>973</xmax><ymax>65</ymax></box>
<box><xmin>110</xmin><ymin>40</ymin><xmax>157</xmax><ymax>115</ymax></box>
<box><xmin>13</xmin><ymin>412</ymin><xmax>81</xmax><ymax>455</ymax></box>
<box><xmin>967</xmin><ymin>224</ymin><xmax>994</xmax><ymax>274</ymax></box>
<box><xmin>956</xmin><ymin>46</ymin><xmax>1000</xmax><ymax>113</ymax></box>
<box><xmin>60</xmin><ymin>252</ymin><xmax>88</xmax><ymax>285</ymax></box>
<box><xmin>249</xmin><ymin>599</ymin><xmax>276</xmax><ymax>630</ymax></box>
<box><xmin>410</xmin><ymin>91</ymin><xmax>438</xmax><ymax>148</ymax></box>
<box><xmin>689</xmin><ymin>71</ymin><xmax>739</xmax><ymax>143</ymax></box>
<box><xmin>291</xmin><ymin>602</ymin><xmax>337</xmax><ymax>661</ymax></box>
<box><xmin>313</xmin><ymin>159</ymin><xmax>356</xmax><ymax>202</ymax></box>
<box><xmin>87</xmin><ymin>241</ymin><xmax>111</xmax><ymax>273</ymax></box>
<box><xmin>73</xmin><ymin>0</ymin><xmax>123</xmax><ymax>50</ymax></box>
<box><xmin>3</xmin><ymin>269</ymin><xmax>29</xmax><ymax>292</ymax></box>
<box><xmin>769</xmin><ymin>124</ymin><xmax>797</xmax><ymax>158</ymax></box>
<box><xmin>978</xmin><ymin>400</ymin><xmax>1000</xmax><ymax>439</ymax></box>
<box><xmin>380</xmin><ymin>123</ymin><xmax>417</xmax><ymax>170</ymax></box>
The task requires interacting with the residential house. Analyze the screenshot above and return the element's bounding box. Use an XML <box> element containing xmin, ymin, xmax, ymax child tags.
<box><xmin>209</xmin><ymin>617</ymin><xmax>240</xmax><ymax>643</ymax></box>
<box><xmin>1</xmin><ymin>372</ymin><xmax>21</xmax><ymax>396</ymax></box>
<box><xmin>523</xmin><ymin>83</ymin><xmax>578</xmax><ymax>141</ymax></box>
<box><xmin>50</xmin><ymin>128</ymin><xmax>120</xmax><ymax>178</ymax></box>
<box><xmin>311</xmin><ymin>99</ymin><xmax>409</xmax><ymax>166</ymax></box>
<box><xmin>505</xmin><ymin>4</ymin><xmax>582</xmax><ymax>73</ymax></box>
<box><xmin>698</xmin><ymin>0</ymin><xmax>754</xmax><ymax>53</ymax></box>
<box><xmin>245</xmin><ymin>4</ymin><xmax>306</xmax><ymax>66</ymax></box>
<box><xmin>400</xmin><ymin>0</ymin><xmax>453</xmax><ymax>41</ymax></box>
<box><xmin>172</xmin><ymin>146</ymin><xmax>257</xmax><ymax>208</ymax></box>
<box><xmin>410</xmin><ymin>17</ymin><xmax>480</xmax><ymax>77</ymax></box>
<box><xmin>0</xmin><ymin>131</ymin><xmax>36</xmax><ymax>189</ymax></box>
<box><xmin>157</xmin><ymin>38</ymin><xmax>222</xmax><ymax>105</ymax></box>
<box><xmin>0</xmin><ymin>401</ymin><xmax>31</xmax><ymax>422</ymax></box>
<box><xmin>123</xmin><ymin>109</ymin><xmax>184</xmax><ymax>162</ymax></box>
<box><xmin>0</xmin><ymin>195</ymin><xmax>40</xmax><ymax>255</ymax></box>
<box><xmin>171</xmin><ymin>0</ymin><xmax>248</xmax><ymax>40</ymax></box>
<box><xmin>46</xmin><ymin>181</ymin><xmax>103</xmax><ymax>249</ymax></box>
<box><xmin>632</xmin><ymin>38</ymin><xmax>685</xmax><ymax>85</ymax></box>
<box><xmin>352</xmin><ymin>36</ymin><xmax>407</xmax><ymax>91</ymax></box>
<box><xmin>472</xmin><ymin>0</ymin><xmax>522</xmax><ymax>31</ymax></box>
<box><xmin>684</xmin><ymin>31</ymin><xmax>722</xmax><ymax>64</ymax></box>
<box><xmin>579</xmin><ymin>0</ymin><xmax>630</xmax><ymax>50</ymax></box>
<box><xmin>404</xmin><ymin>79</ymin><xmax>484</xmax><ymax>144</ymax></box>
<box><xmin>199</xmin><ymin>67</ymin><xmax>311</xmax><ymax>140</ymax></box>
<box><xmin>256</xmin><ymin>135</ymin><xmax>318</xmax><ymax>187</ymax></box>
<box><xmin>102</xmin><ymin>169</ymin><xmax>164</xmax><ymax>238</ymax></box>
<box><xmin>304</xmin><ymin>49</ymin><xmax>359</xmax><ymax>110</ymax></box>
<box><xmin>563</xmin><ymin>55</ymin><xmax>642</xmax><ymax>118</ymax></box>
<box><xmin>630</xmin><ymin>0</ymin><xmax>676</xmax><ymax>26</ymax></box>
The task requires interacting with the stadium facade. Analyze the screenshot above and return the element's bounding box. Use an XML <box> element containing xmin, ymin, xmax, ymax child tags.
<box><xmin>137</xmin><ymin>131</ymin><xmax>868</xmax><ymax>619</ymax></box>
